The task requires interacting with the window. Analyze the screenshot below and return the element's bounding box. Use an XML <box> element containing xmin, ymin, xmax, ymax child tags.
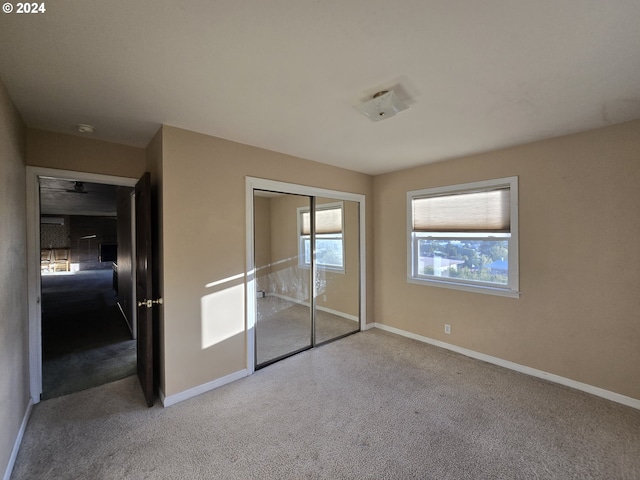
<box><xmin>407</xmin><ymin>177</ymin><xmax>519</xmax><ymax>298</ymax></box>
<box><xmin>299</xmin><ymin>202</ymin><xmax>344</xmax><ymax>271</ymax></box>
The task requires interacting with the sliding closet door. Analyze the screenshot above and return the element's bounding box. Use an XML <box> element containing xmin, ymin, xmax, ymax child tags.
<box><xmin>254</xmin><ymin>191</ymin><xmax>312</xmax><ymax>367</ymax></box>
<box><xmin>314</xmin><ymin>197</ymin><xmax>360</xmax><ymax>344</ymax></box>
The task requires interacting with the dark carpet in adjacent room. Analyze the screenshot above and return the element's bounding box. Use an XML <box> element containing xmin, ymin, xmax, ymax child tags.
<box><xmin>41</xmin><ymin>269</ymin><xmax>136</xmax><ymax>400</ymax></box>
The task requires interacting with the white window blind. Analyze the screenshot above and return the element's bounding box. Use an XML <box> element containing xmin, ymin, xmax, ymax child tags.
<box><xmin>301</xmin><ymin>207</ymin><xmax>342</xmax><ymax>235</ymax></box>
<box><xmin>412</xmin><ymin>188</ymin><xmax>510</xmax><ymax>233</ymax></box>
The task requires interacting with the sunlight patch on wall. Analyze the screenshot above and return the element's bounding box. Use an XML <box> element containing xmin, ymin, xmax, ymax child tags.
<box><xmin>201</xmin><ymin>282</ymin><xmax>245</xmax><ymax>350</ymax></box>
<box><xmin>205</xmin><ymin>272</ymin><xmax>245</xmax><ymax>289</ymax></box>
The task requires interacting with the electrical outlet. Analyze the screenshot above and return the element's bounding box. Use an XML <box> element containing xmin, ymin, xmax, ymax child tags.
<box><xmin>444</xmin><ymin>324</ymin><xmax>451</xmax><ymax>334</ymax></box>
<box><xmin>323</xmin><ymin>294</ymin><xmax>327</xmax><ymax>301</ymax></box>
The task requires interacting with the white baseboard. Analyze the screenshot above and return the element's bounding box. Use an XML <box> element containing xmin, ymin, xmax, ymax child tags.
<box><xmin>3</xmin><ymin>398</ymin><xmax>33</xmax><ymax>480</ymax></box>
<box><xmin>317</xmin><ymin>305</ymin><xmax>359</xmax><ymax>322</ymax></box>
<box><xmin>372</xmin><ymin>323</ymin><xmax>640</xmax><ymax>411</ymax></box>
<box><xmin>160</xmin><ymin>369</ymin><xmax>248</xmax><ymax>408</ymax></box>
<box><xmin>267</xmin><ymin>293</ymin><xmax>359</xmax><ymax>322</ymax></box>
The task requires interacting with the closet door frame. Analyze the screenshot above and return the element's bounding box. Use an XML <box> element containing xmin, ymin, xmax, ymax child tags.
<box><xmin>245</xmin><ymin>177</ymin><xmax>366</xmax><ymax>375</ymax></box>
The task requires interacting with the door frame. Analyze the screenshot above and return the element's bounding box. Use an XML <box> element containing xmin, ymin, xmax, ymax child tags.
<box><xmin>26</xmin><ymin>166</ymin><xmax>138</xmax><ymax>403</ymax></box>
<box><xmin>245</xmin><ymin>177</ymin><xmax>366</xmax><ymax>375</ymax></box>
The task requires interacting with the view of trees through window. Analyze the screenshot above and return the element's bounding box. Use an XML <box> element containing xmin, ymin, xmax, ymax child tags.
<box><xmin>417</xmin><ymin>238</ymin><xmax>509</xmax><ymax>285</ymax></box>
<box><xmin>302</xmin><ymin>235</ymin><xmax>344</xmax><ymax>268</ymax></box>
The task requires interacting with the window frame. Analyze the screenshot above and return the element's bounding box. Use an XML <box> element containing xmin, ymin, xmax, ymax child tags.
<box><xmin>407</xmin><ymin>177</ymin><xmax>519</xmax><ymax>298</ymax></box>
<box><xmin>298</xmin><ymin>201</ymin><xmax>345</xmax><ymax>273</ymax></box>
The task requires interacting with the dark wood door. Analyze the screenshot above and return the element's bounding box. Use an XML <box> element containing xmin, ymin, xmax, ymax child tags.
<box><xmin>135</xmin><ymin>172</ymin><xmax>154</xmax><ymax>407</ymax></box>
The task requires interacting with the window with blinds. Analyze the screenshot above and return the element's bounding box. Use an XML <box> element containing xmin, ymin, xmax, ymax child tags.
<box><xmin>412</xmin><ymin>188</ymin><xmax>510</xmax><ymax>233</ymax></box>
<box><xmin>299</xmin><ymin>203</ymin><xmax>344</xmax><ymax>270</ymax></box>
<box><xmin>300</xmin><ymin>207</ymin><xmax>342</xmax><ymax>235</ymax></box>
<box><xmin>407</xmin><ymin>177</ymin><xmax>519</xmax><ymax>298</ymax></box>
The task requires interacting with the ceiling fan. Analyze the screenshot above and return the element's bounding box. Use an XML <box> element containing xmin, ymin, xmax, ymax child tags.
<box><xmin>65</xmin><ymin>182</ymin><xmax>89</xmax><ymax>194</ymax></box>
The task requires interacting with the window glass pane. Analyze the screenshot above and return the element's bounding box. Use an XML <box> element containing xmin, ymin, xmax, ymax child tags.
<box><xmin>301</xmin><ymin>236</ymin><xmax>344</xmax><ymax>268</ymax></box>
<box><xmin>303</xmin><ymin>238</ymin><xmax>311</xmax><ymax>264</ymax></box>
<box><xmin>416</xmin><ymin>238</ymin><xmax>508</xmax><ymax>285</ymax></box>
<box><xmin>316</xmin><ymin>237</ymin><xmax>343</xmax><ymax>267</ymax></box>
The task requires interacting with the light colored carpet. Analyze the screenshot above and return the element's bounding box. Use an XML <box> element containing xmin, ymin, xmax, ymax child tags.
<box><xmin>256</xmin><ymin>296</ymin><xmax>358</xmax><ymax>365</ymax></box>
<box><xmin>11</xmin><ymin>329</ymin><xmax>640</xmax><ymax>479</ymax></box>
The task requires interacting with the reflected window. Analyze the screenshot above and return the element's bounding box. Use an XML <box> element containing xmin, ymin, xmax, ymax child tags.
<box><xmin>298</xmin><ymin>202</ymin><xmax>344</xmax><ymax>271</ymax></box>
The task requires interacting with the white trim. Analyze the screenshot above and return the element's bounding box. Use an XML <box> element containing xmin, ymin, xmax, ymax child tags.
<box><xmin>160</xmin><ymin>369</ymin><xmax>248</xmax><ymax>407</ymax></box>
<box><xmin>359</xmin><ymin>197</ymin><xmax>367</xmax><ymax>332</ymax></box>
<box><xmin>249</xmin><ymin>177</ymin><xmax>365</xmax><ymax>202</ymax></box>
<box><xmin>406</xmin><ymin>176</ymin><xmax>519</xmax><ymax>298</ymax></box>
<box><xmin>3</xmin><ymin>399</ymin><xmax>33</xmax><ymax>480</ymax></box>
<box><xmin>407</xmin><ymin>276</ymin><xmax>521</xmax><ymax>298</ymax></box>
<box><xmin>317</xmin><ymin>305</ymin><xmax>359</xmax><ymax>322</ymax></box>
<box><xmin>268</xmin><ymin>293</ymin><xmax>359</xmax><ymax>322</ymax></box>
<box><xmin>26</xmin><ymin>166</ymin><xmax>138</xmax><ymax>403</ymax></box>
<box><xmin>245</xmin><ymin>179</ymin><xmax>257</xmax><ymax>375</ymax></box>
<box><xmin>246</xmin><ymin>176</ymin><xmax>367</xmax><ymax>372</ymax></box>
<box><xmin>26</xmin><ymin>168</ymin><xmax>42</xmax><ymax>402</ymax></box>
<box><xmin>372</xmin><ymin>323</ymin><xmax>640</xmax><ymax>411</ymax></box>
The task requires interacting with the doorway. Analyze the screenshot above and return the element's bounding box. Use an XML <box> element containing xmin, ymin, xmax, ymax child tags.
<box><xmin>38</xmin><ymin>177</ymin><xmax>136</xmax><ymax>399</ymax></box>
<box><xmin>246</xmin><ymin>178</ymin><xmax>366</xmax><ymax>371</ymax></box>
<box><xmin>26</xmin><ymin>167</ymin><xmax>139</xmax><ymax>403</ymax></box>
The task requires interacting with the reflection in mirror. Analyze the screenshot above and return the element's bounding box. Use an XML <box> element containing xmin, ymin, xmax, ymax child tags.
<box><xmin>254</xmin><ymin>190</ymin><xmax>312</xmax><ymax>367</ymax></box>
<box><xmin>314</xmin><ymin>197</ymin><xmax>360</xmax><ymax>344</ymax></box>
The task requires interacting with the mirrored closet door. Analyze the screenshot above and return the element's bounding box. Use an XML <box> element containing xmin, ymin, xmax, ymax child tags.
<box><xmin>253</xmin><ymin>190</ymin><xmax>360</xmax><ymax>369</ymax></box>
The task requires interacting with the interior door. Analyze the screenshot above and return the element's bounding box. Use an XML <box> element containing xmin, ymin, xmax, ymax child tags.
<box><xmin>135</xmin><ymin>172</ymin><xmax>155</xmax><ymax>407</ymax></box>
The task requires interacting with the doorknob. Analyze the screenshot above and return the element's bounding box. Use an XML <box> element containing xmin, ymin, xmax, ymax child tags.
<box><xmin>138</xmin><ymin>298</ymin><xmax>163</xmax><ymax>308</ymax></box>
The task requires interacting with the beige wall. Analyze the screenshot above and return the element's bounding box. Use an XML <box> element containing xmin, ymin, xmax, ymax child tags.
<box><xmin>0</xmin><ymin>80</ymin><xmax>29</xmax><ymax>475</ymax></box>
<box><xmin>374</xmin><ymin>120</ymin><xmax>640</xmax><ymax>401</ymax></box>
<box><xmin>160</xmin><ymin>126</ymin><xmax>373</xmax><ymax>396</ymax></box>
<box><xmin>320</xmin><ymin>199</ymin><xmax>360</xmax><ymax>317</ymax></box>
<box><xmin>254</xmin><ymin>195</ymin><xmax>272</xmax><ymax>292</ymax></box>
<box><xmin>263</xmin><ymin>194</ymin><xmax>311</xmax><ymax>302</ymax></box>
<box><xmin>14</xmin><ymin>116</ymin><xmax>637</xmax><ymax>409</ymax></box>
<box><xmin>26</xmin><ymin>128</ymin><xmax>145</xmax><ymax>178</ymax></box>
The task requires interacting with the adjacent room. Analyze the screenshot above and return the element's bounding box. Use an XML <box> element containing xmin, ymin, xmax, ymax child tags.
<box><xmin>38</xmin><ymin>179</ymin><xmax>136</xmax><ymax>399</ymax></box>
<box><xmin>1</xmin><ymin>1</ymin><xmax>639</xmax><ymax>479</ymax></box>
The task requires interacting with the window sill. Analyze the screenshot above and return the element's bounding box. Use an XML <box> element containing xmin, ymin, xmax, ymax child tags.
<box><xmin>407</xmin><ymin>276</ymin><xmax>520</xmax><ymax>298</ymax></box>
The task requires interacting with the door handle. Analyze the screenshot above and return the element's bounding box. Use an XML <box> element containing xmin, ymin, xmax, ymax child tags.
<box><xmin>138</xmin><ymin>298</ymin><xmax>163</xmax><ymax>308</ymax></box>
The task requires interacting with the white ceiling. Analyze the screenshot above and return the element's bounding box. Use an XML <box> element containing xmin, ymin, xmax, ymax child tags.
<box><xmin>1</xmin><ymin>1</ymin><xmax>639</xmax><ymax>175</ymax></box>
